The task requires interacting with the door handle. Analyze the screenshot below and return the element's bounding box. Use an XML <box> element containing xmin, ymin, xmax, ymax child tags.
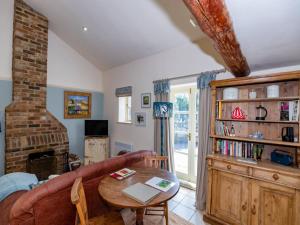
<box><xmin>188</xmin><ymin>133</ymin><xmax>191</xmax><ymax>141</ymax></box>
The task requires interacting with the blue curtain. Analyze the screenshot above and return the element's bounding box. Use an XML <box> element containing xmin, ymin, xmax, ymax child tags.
<box><xmin>154</xmin><ymin>79</ymin><xmax>170</xmax><ymax>95</ymax></box>
<box><xmin>197</xmin><ymin>69</ymin><xmax>225</xmax><ymax>89</ymax></box>
<box><xmin>195</xmin><ymin>69</ymin><xmax>225</xmax><ymax>210</ymax></box>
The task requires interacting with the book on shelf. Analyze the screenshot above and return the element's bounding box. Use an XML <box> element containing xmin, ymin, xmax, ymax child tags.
<box><xmin>216</xmin><ymin>102</ymin><xmax>222</xmax><ymax>119</ymax></box>
<box><xmin>216</xmin><ymin>139</ymin><xmax>261</xmax><ymax>159</ymax></box>
<box><xmin>145</xmin><ymin>177</ymin><xmax>175</xmax><ymax>192</ymax></box>
<box><xmin>110</xmin><ymin>168</ymin><xmax>136</xmax><ymax>180</ymax></box>
<box><xmin>122</xmin><ymin>183</ymin><xmax>161</xmax><ymax>205</ymax></box>
<box><xmin>280</xmin><ymin>100</ymin><xmax>299</xmax><ymax>121</ymax></box>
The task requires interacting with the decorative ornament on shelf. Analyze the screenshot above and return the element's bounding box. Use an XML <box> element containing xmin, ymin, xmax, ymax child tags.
<box><xmin>267</xmin><ymin>85</ymin><xmax>279</xmax><ymax>98</ymax></box>
<box><xmin>249</xmin><ymin>89</ymin><xmax>257</xmax><ymax>99</ymax></box>
<box><xmin>223</xmin><ymin>87</ymin><xmax>238</xmax><ymax>100</ymax></box>
<box><xmin>231</xmin><ymin>107</ymin><xmax>246</xmax><ymax>119</ymax></box>
<box><xmin>255</xmin><ymin>105</ymin><xmax>268</xmax><ymax>120</ymax></box>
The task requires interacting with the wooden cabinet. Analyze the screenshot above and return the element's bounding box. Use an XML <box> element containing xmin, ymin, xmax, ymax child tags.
<box><xmin>84</xmin><ymin>137</ymin><xmax>109</xmax><ymax>165</ymax></box>
<box><xmin>205</xmin><ymin>72</ymin><xmax>300</xmax><ymax>225</ymax></box>
<box><xmin>250</xmin><ymin>180</ymin><xmax>299</xmax><ymax>225</ymax></box>
<box><xmin>205</xmin><ymin>156</ymin><xmax>300</xmax><ymax>225</ymax></box>
<box><xmin>211</xmin><ymin>170</ymin><xmax>249</xmax><ymax>225</ymax></box>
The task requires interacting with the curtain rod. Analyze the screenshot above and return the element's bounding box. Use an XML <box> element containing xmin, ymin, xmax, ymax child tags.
<box><xmin>152</xmin><ymin>68</ymin><xmax>227</xmax><ymax>83</ymax></box>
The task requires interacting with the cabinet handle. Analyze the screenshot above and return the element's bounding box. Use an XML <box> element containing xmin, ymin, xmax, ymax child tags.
<box><xmin>227</xmin><ymin>164</ymin><xmax>231</xmax><ymax>170</ymax></box>
<box><xmin>272</xmin><ymin>173</ymin><xmax>279</xmax><ymax>181</ymax></box>
<box><xmin>251</xmin><ymin>205</ymin><xmax>256</xmax><ymax>215</ymax></box>
<box><xmin>242</xmin><ymin>203</ymin><xmax>247</xmax><ymax>211</ymax></box>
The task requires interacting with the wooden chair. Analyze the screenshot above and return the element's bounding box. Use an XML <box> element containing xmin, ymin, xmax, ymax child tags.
<box><xmin>144</xmin><ymin>155</ymin><xmax>170</xmax><ymax>225</ymax></box>
<box><xmin>71</xmin><ymin>177</ymin><xmax>124</xmax><ymax>225</ymax></box>
<box><xmin>144</xmin><ymin>155</ymin><xmax>169</xmax><ymax>170</ymax></box>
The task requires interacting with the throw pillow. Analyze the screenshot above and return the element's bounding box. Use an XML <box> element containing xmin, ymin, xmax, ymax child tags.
<box><xmin>0</xmin><ymin>172</ymin><xmax>38</xmax><ymax>201</ymax></box>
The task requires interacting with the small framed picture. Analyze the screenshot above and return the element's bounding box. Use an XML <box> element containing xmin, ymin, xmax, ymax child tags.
<box><xmin>141</xmin><ymin>93</ymin><xmax>151</xmax><ymax>108</ymax></box>
<box><xmin>135</xmin><ymin>112</ymin><xmax>146</xmax><ymax>127</ymax></box>
<box><xmin>64</xmin><ymin>91</ymin><xmax>92</xmax><ymax>119</ymax></box>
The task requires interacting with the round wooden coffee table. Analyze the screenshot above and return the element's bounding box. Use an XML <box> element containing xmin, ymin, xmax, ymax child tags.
<box><xmin>98</xmin><ymin>167</ymin><xmax>180</xmax><ymax>225</ymax></box>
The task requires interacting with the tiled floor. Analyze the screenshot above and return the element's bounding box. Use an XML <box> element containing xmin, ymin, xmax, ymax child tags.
<box><xmin>169</xmin><ymin>187</ymin><xmax>210</xmax><ymax>225</ymax></box>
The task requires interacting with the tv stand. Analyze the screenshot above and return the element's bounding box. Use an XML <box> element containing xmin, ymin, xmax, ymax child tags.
<box><xmin>84</xmin><ymin>136</ymin><xmax>109</xmax><ymax>165</ymax></box>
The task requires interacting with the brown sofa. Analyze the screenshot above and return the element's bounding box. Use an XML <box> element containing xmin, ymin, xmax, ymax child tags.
<box><xmin>0</xmin><ymin>150</ymin><xmax>153</xmax><ymax>225</ymax></box>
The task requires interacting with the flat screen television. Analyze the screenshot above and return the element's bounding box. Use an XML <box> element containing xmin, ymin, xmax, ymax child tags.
<box><xmin>85</xmin><ymin>120</ymin><xmax>108</xmax><ymax>136</ymax></box>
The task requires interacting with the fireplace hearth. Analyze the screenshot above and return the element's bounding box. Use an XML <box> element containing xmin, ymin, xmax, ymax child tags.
<box><xmin>27</xmin><ymin>150</ymin><xmax>57</xmax><ymax>180</ymax></box>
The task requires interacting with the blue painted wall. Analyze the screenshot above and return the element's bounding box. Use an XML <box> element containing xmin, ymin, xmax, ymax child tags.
<box><xmin>0</xmin><ymin>80</ymin><xmax>104</xmax><ymax>175</ymax></box>
<box><xmin>0</xmin><ymin>80</ymin><xmax>12</xmax><ymax>176</ymax></box>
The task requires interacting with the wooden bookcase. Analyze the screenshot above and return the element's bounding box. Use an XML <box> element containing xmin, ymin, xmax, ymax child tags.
<box><xmin>210</xmin><ymin>71</ymin><xmax>300</xmax><ymax>167</ymax></box>
<box><xmin>204</xmin><ymin>71</ymin><xmax>300</xmax><ymax>225</ymax></box>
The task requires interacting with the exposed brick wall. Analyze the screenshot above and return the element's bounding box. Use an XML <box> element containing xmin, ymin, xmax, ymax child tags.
<box><xmin>5</xmin><ymin>0</ymin><xmax>69</xmax><ymax>174</ymax></box>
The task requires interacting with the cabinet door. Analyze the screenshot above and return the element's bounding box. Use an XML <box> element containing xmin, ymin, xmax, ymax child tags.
<box><xmin>250</xmin><ymin>180</ymin><xmax>299</xmax><ymax>225</ymax></box>
<box><xmin>211</xmin><ymin>170</ymin><xmax>249</xmax><ymax>225</ymax></box>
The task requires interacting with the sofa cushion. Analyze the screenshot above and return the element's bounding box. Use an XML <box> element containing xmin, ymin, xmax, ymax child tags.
<box><xmin>0</xmin><ymin>172</ymin><xmax>38</xmax><ymax>202</ymax></box>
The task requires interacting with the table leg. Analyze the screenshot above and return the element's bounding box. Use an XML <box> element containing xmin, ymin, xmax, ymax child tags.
<box><xmin>136</xmin><ymin>208</ymin><xmax>145</xmax><ymax>225</ymax></box>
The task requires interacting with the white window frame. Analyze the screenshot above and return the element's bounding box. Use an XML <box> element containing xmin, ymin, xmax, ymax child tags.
<box><xmin>118</xmin><ymin>96</ymin><xmax>132</xmax><ymax>124</ymax></box>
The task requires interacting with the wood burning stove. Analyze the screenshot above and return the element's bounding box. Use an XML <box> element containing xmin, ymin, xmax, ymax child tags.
<box><xmin>27</xmin><ymin>150</ymin><xmax>57</xmax><ymax>180</ymax></box>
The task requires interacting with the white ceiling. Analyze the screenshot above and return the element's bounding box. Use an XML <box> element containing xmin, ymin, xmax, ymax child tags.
<box><xmin>225</xmin><ymin>0</ymin><xmax>300</xmax><ymax>71</ymax></box>
<box><xmin>24</xmin><ymin>0</ymin><xmax>203</xmax><ymax>71</ymax></box>
<box><xmin>24</xmin><ymin>0</ymin><xmax>300</xmax><ymax>73</ymax></box>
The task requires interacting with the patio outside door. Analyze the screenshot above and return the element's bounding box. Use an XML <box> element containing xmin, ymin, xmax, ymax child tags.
<box><xmin>171</xmin><ymin>84</ymin><xmax>198</xmax><ymax>184</ymax></box>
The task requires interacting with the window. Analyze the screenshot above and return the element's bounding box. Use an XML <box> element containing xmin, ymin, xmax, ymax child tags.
<box><xmin>118</xmin><ymin>96</ymin><xmax>132</xmax><ymax>123</ymax></box>
<box><xmin>116</xmin><ymin>86</ymin><xmax>132</xmax><ymax>123</ymax></box>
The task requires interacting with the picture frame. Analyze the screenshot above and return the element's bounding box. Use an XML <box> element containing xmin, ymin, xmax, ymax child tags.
<box><xmin>141</xmin><ymin>93</ymin><xmax>151</xmax><ymax>108</ymax></box>
<box><xmin>64</xmin><ymin>91</ymin><xmax>92</xmax><ymax>119</ymax></box>
<box><xmin>135</xmin><ymin>112</ymin><xmax>146</xmax><ymax>127</ymax></box>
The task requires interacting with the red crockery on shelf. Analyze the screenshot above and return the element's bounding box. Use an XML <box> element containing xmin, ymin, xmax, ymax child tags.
<box><xmin>231</xmin><ymin>106</ymin><xmax>247</xmax><ymax>119</ymax></box>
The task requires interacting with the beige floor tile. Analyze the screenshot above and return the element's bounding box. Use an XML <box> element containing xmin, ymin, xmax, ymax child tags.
<box><xmin>172</xmin><ymin>203</ymin><xmax>195</xmax><ymax>221</ymax></box>
<box><xmin>189</xmin><ymin>210</ymin><xmax>204</xmax><ymax>225</ymax></box>
<box><xmin>172</xmin><ymin>192</ymin><xmax>186</xmax><ymax>202</ymax></box>
<box><xmin>168</xmin><ymin>199</ymin><xmax>179</xmax><ymax>211</ymax></box>
<box><xmin>181</xmin><ymin>196</ymin><xmax>196</xmax><ymax>209</ymax></box>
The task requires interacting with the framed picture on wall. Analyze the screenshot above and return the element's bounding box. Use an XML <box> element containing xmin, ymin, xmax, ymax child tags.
<box><xmin>135</xmin><ymin>112</ymin><xmax>146</xmax><ymax>127</ymax></box>
<box><xmin>141</xmin><ymin>93</ymin><xmax>151</xmax><ymax>108</ymax></box>
<box><xmin>64</xmin><ymin>91</ymin><xmax>92</xmax><ymax>119</ymax></box>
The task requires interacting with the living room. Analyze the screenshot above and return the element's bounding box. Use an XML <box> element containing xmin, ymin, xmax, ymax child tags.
<box><xmin>1</xmin><ymin>1</ymin><xmax>300</xmax><ymax>225</ymax></box>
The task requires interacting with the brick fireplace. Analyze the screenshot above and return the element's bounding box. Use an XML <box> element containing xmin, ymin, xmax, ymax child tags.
<box><xmin>5</xmin><ymin>0</ymin><xmax>69</xmax><ymax>174</ymax></box>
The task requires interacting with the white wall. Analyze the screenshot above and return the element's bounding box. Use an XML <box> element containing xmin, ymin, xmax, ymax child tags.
<box><xmin>48</xmin><ymin>31</ymin><xmax>103</xmax><ymax>92</ymax></box>
<box><xmin>0</xmin><ymin>0</ymin><xmax>103</xmax><ymax>92</ymax></box>
<box><xmin>103</xmin><ymin>38</ymin><xmax>300</xmax><ymax>155</ymax></box>
<box><xmin>103</xmin><ymin>38</ymin><xmax>224</xmax><ymax>155</ymax></box>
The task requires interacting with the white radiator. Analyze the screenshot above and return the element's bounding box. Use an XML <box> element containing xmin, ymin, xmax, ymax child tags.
<box><xmin>115</xmin><ymin>141</ymin><xmax>133</xmax><ymax>154</ymax></box>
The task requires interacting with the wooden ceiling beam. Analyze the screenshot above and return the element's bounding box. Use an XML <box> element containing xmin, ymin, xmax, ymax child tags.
<box><xmin>183</xmin><ymin>0</ymin><xmax>250</xmax><ymax>77</ymax></box>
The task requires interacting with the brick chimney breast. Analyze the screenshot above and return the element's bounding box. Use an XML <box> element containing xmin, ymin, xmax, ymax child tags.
<box><xmin>5</xmin><ymin>0</ymin><xmax>69</xmax><ymax>174</ymax></box>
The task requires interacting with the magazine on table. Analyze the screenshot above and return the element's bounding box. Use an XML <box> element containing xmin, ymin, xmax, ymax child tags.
<box><xmin>122</xmin><ymin>183</ymin><xmax>161</xmax><ymax>205</ymax></box>
<box><xmin>145</xmin><ymin>177</ymin><xmax>175</xmax><ymax>192</ymax></box>
<box><xmin>110</xmin><ymin>168</ymin><xmax>136</xmax><ymax>180</ymax></box>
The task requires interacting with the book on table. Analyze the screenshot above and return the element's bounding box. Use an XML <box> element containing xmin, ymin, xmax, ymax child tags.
<box><xmin>122</xmin><ymin>183</ymin><xmax>161</xmax><ymax>205</ymax></box>
<box><xmin>110</xmin><ymin>168</ymin><xmax>136</xmax><ymax>180</ymax></box>
<box><xmin>145</xmin><ymin>177</ymin><xmax>175</xmax><ymax>192</ymax></box>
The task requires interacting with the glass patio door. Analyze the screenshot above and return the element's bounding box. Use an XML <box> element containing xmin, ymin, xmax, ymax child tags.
<box><xmin>171</xmin><ymin>84</ymin><xmax>198</xmax><ymax>183</ymax></box>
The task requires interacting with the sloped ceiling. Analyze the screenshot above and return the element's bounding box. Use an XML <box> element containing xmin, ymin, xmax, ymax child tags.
<box><xmin>24</xmin><ymin>0</ymin><xmax>204</xmax><ymax>71</ymax></box>
<box><xmin>225</xmin><ymin>0</ymin><xmax>300</xmax><ymax>71</ymax></box>
<box><xmin>24</xmin><ymin>0</ymin><xmax>300</xmax><ymax>72</ymax></box>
